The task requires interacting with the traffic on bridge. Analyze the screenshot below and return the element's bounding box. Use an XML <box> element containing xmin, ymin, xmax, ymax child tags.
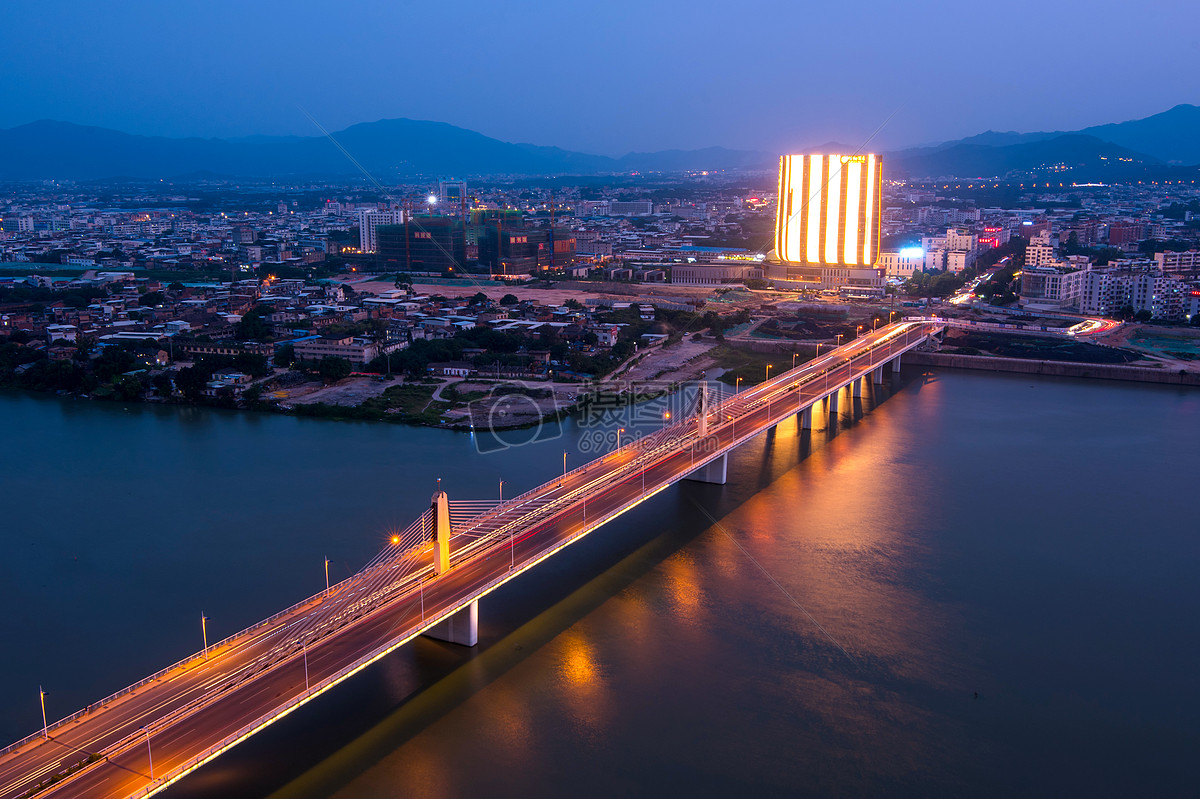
<box><xmin>0</xmin><ymin>320</ymin><xmax>943</xmax><ymax>799</ymax></box>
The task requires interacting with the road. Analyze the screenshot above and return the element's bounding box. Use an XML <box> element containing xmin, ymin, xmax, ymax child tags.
<box><xmin>0</xmin><ymin>321</ymin><xmax>939</xmax><ymax>799</ymax></box>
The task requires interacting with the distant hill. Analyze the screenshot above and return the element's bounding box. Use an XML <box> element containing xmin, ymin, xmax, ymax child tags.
<box><xmin>898</xmin><ymin>103</ymin><xmax>1200</xmax><ymax>177</ymax></box>
<box><xmin>1077</xmin><ymin>104</ymin><xmax>1200</xmax><ymax>164</ymax></box>
<box><xmin>3</xmin><ymin>103</ymin><xmax>1199</xmax><ymax>181</ymax></box>
<box><xmin>888</xmin><ymin>134</ymin><xmax>1161</xmax><ymax>180</ymax></box>
<box><xmin>0</xmin><ymin>119</ymin><xmax>772</xmax><ymax>181</ymax></box>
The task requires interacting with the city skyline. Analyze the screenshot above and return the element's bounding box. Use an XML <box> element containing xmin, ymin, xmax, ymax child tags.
<box><xmin>3</xmin><ymin>0</ymin><xmax>1198</xmax><ymax>155</ymax></box>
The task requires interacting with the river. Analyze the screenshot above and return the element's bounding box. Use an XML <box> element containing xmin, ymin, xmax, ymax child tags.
<box><xmin>1</xmin><ymin>368</ymin><xmax>1197</xmax><ymax>798</ymax></box>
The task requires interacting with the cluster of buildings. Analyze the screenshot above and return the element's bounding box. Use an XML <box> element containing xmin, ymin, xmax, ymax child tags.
<box><xmin>1019</xmin><ymin>240</ymin><xmax>1200</xmax><ymax>320</ymax></box>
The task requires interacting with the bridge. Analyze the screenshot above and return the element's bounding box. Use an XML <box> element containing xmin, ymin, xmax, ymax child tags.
<box><xmin>0</xmin><ymin>320</ymin><xmax>943</xmax><ymax>799</ymax></box>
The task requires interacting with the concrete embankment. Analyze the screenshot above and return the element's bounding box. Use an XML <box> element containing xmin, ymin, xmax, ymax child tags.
<box><xmin>905</xmin><ymin>351</ymin><xmax>1200</xmax><ymax>387</ymax></box>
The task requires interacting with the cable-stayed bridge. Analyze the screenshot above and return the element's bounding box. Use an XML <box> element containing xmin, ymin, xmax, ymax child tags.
<box><xmin>0</xmin><ymin>320</ymin><xmax>943</xmax><ymax>799</ymax></box>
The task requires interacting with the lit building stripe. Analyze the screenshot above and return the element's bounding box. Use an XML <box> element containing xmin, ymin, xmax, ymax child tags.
<box><xmin>842</xmin><ymin>159</ymin><xmax>861</xmax><ymax>264</ymax></box>
<box><xmin>806</xmin><ymin>155</ymin><xmax>822</xmax><ymax>263</ymax></box>
<box><xmin>863</xmin><ymin>155</ymin><xmax>877</xmax><ymax>264</ymax></box>
<box><xmin>824</xmin><ymin>157</ymin><xmax>842</xmax><ymax>264</ymax></box>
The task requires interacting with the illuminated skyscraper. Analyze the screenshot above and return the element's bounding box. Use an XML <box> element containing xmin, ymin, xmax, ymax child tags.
<box><xmin>768</xmin><ymin>153</ymin><xmax>886</xmax><ymax>295</ymax></box>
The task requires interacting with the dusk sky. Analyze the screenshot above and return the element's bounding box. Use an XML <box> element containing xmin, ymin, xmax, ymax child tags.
<box><xmin>3</xmin><ymin>0</ymin><xmax>1197</xmax><ymax>155</ymax></box>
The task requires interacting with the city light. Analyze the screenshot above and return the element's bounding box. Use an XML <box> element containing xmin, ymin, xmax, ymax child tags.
<box><xmin>775</xmin><ymin>153</ymin><xmax>881</xmax><ymax>266</ymax></box>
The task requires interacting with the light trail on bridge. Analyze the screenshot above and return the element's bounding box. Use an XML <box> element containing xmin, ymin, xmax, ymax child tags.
<box><xmin>0</xmin><ymin>321</ymin><xmax>942</xmax><ymax>799</ymax></box>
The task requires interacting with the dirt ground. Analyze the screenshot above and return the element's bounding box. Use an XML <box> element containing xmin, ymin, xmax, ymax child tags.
<box><xmin>614</xmin><ymin>338</ymin><xmax>718</xmax><ymax>385</ymax></box>
<box><xmin>274</xmin><ymin>376</ymin><xmax>397</xmax><ymax>406</ymax></box>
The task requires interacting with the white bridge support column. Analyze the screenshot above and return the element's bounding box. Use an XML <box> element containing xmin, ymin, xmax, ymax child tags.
<box><xmin>686</xmin><ymin>453</ymin><xmax>727</xmax><ymax>485</ymax></box>
<box><xmin>890</xmin><ymin>354</ymin><xmax>901</xmax><ymax>373</ymax></box>
<box><xmin>424</xmin><ymin>600</ymin><xmax>478</xmax><ymax>647</ymax></box>
<box><xmin>432</xmin><ymin>490</ymin><xmax>450</xmax><ymax>576</ymax></box>
<box><xmin>827</xmin><ymin>390</ymin><xmax>839</xmax><ymax>415</ymax></box>
<box><xmin>799</xmin><ymin>405</ymin><xmax>813</xmax><ymax>430</ymax></box>
<box><xmin>873</xmin><ymin>366</ymin><xmax>884</xmax><ymax>385</ymax></box>
<box><xmin>852</xmin><ymin>376</ymin><xmax>864</xmax><ymax>398</ymax></box>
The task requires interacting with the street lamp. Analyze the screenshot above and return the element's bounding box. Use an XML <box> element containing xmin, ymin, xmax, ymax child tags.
<box><xmin>143</xmin><ymin>727</ymin><xmax>154</xmax><ymax>782</ymax></box>
<box><xmin>735</xmin><ymin>376</ymin><xmax>742</xmax><ymax>393</ymax></box>
<box><xmin>324</xmin><ymin>558</ymin><xmax>330</xmax><ymax>595</ymax></box>
<box><xmin>792</xmin><ymin>352</ymin><xmax>798</xmax><ymax>369</ymax></box>
<box><xmin>39</xmin><ymin>686</ymin><xmax>48</xmax><ymax>739</ymax></box>
<box><xmin>765</xmin><ymin>364</ymin><xmax>772</xmax><ymax>382</ymax></box>
<box><xmin>562</xmin><ymin>451</ymin><xmax>568</xmax><ymax>480</ymax></box>
<box><xmin>663</xmin><ymin>411</ymin><xmax>671</xmax><ymax>429</ymax></box>
<box><xmin>616</xmin><ymin>427</ymin><xmax>625</xmax><ymax>450</ymax></box>
<box><xmin>835</xmin><ymin>334</ymin><xmax>843</xmax><ymax>346</ymax></box>
<box><xmin>856</xmin><ymin>325</ymin><xmax>864</xmax><ymax>339</ymax></box>
<box><xmin>499</xmin><ymin>478</ymin><xmax>505</xmax><ymax>502</ymax></box>
<box><xmin>201</xmin><ymin>614</ymin><xmax>209</xmax><ymax>659</ymax></box>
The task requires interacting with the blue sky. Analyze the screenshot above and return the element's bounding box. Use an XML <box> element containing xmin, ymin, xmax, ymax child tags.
<box><xmin>2</xmin><ymin>0</ymin><xmax>1197</xmax><ymax>154</ymax></box>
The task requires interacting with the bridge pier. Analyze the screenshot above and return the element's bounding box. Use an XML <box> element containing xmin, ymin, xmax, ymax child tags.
<box><xmin>873</xmin><ymin>366</ymin><xmax>883</xmax><ymax>384</ymax></box>
<box><xmin>686</xmin><ymin>453</ymin><xmax>727</xmax><ymax>485</ymax></box>
<box><xmin>889</xmin><ymin>354</ymin><xmax>901</xmax><ymax>373</ymax></box>
<box><xmin>423</xmin><ymin>600</ymin><xmax>478</xmax><ymax>646</ymax></box>
<box><xmin>827</xmin><ymin>390</ymin><xmax>839</xmax><ymax>415</ymax></box>
<box><xmin>799</xmin><ymin>405</ymin><xmax>813</xmax><ymax>430</ymax></box>
<box><xmin>852</xmin><ymin>377</ymin><xmax>864</xmax><ymax>398</ymax></box>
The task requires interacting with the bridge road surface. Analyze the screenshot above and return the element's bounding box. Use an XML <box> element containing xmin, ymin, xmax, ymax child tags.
<box><xmin>0</xmin><ymin>322</ymin><xmax>938</xmax><ymax>799</ymax></box>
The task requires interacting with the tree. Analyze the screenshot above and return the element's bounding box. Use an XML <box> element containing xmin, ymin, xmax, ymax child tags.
<box><xmin>469</xmin><ymin>292</ymin><xmax>488</xmax><ymax>306</ymax></box>
<box><xmin>1134</xmin><ymin>309</ymin><xmax>1153</xmax><ymax>322</ymax></box>
<box><xmin>167</xmin><ymin>282</ymin><xmax>185</xmax><ymax>292</ymax></box>
<box><xmin>152</xmin><ymin>373</ymin><xmax>173</xmax><ymax>398</ymax></box>
<box><xmin>318</xmin><ymin>356</ymin><xmax>352</xmax><ymax>384</ymax></box>
<box><xmin>500</xmin><ymin>294</ymin><xmax>519</xmax><ymax>306</ymax></box>
<box><xmin>138</xmin><ymin>291</ymin><xmax>165</xmax><ymax>307</ymax></box>
<box><xmin>563</xmin><ymin>298</ymin><xmax>584</xmax><ymax>310</ymax></box>
<box><xmin>234</xmin><ymin>305</ymin><xmax>275</xmax><ymax>342</ymax></box>
<box><xmin>174</xmin><ymin>366</ymin><xmax>208</xmax><ymax>400</ymax></box>
<box><xmin>275</xmin><ymin>343</ymin><xmax>296</xmax><ymax>368</ymax></box>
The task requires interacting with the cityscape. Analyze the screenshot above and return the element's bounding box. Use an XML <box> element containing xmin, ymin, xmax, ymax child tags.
<box><xmin>2</xmin><ymin>3</ymin><xmax>1198</xmax><ymax>799</ymax></box>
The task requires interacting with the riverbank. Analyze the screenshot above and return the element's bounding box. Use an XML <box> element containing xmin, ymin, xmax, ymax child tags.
<box><xmin>905</xmin><ymin>351</ymin><xmax>1200</xmax><ymax>386</ymax></box>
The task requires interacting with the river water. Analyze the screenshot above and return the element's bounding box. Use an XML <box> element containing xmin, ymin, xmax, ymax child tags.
<box><xmin>1</xmin><ymin>368</ymin><xmax>1197</xmax><ymax>798</ymax></box>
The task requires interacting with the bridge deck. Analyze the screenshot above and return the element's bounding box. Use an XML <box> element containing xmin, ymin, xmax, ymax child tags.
<box><xmin>0</xmin><ymin>321</ymin><xmax>940</xmax><ymax>799</ymax></box>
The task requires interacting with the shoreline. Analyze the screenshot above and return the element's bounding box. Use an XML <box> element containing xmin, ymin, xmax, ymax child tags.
<box><xmin>905</xmin><ymin>351</ymin><xmax>1200</xmax><ymax>386</ymax></box>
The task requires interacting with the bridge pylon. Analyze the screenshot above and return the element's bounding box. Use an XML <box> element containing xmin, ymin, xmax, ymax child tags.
<box><xmin>432</xmin><ymin>490</ymin><xmax>451</xmax><ymax>575</ymax></box>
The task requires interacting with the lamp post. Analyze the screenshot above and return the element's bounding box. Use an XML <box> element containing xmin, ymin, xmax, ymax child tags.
<box><xmin>143</xmin><ymin>727</ymin><xmax>153</xmax><ymax>782</ymax></box>
<box><xmin>765</xmin><ymin>364</ymin><xmax>772</xmax><ymax>383</ymax></box>
<box><xmin>835</xmin><ymin>333</ymin><xmax>843</xmax><ymax>346</ymax></box>
<box><xmin>616</xmin><ymin>427</ymin><xmax>624</xmax><ymax>450</ymax></box>
<box><xmin>324</xmin><ymin>558</ymin><xmax>330</xmax><ymax>595</ymax></box>
<box><xmin>662</xmin><ymin>411</ymin><xmax>671</xmax><ymax>430</ymax></box>
<box><xmin>735</xmin><ymin>376</ymin><xmax>742</xmax><ymax>394</ymax></box>
<box><xmin>562</xmin><ymin>451</ymin><xmax>568</xmax><ymax>480</ymax></box>
<box><xmin>303</xmin><ymin>642</ymin><xmax>310</xmax><ymax>692</ymax></box>
<box><xmin>201</xmin><ymin>613</ymin><xmax>209</xmax><ymax>659</ymax></box>
<box><xmin>856</xmin><ymin>325</ymin><xmax>864</xmax><ymax>339</ymax></box>
<box><xmin>499</xmin><ymin>478</ymin><xmax>505</xmax><ymax>502</ymax></box>
<box><xmin>39</xmin><ymin>687</ymin><xmax>47</xmax><ymax>739</ymax></box>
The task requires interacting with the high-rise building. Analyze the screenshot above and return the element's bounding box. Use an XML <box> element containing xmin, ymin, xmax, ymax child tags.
<box><xmin>773</xmin><ymin>153</ymin><xmax>881</xmax><ymax>266</ymax></box>
<box><xmin>438</xmin><ymin>180</ymin><xmax>467</xmax><ymax>214</ymax></box>
<box><xmin>375</xmin><ymin>218</ymin><xmax>467</xmax><ymax>273</ymax></box>
<box><xmin>478</xmin><ymin>226</ymin><xmax>576</xmax><ymax>275</ymax></box>
<box><xmin>768</xmin><ymin>152</ymin><xmax>892</xmax><ymax>292</ymax></box>
<box><xmin>358</xmin><ymin>208</ymin><xmax>406</xmax><ymax>254</ymax></box>
<box><xmin>767</xmin><ymin>153</ymin><xmax>886</xmax><ymax>294</ymax></box>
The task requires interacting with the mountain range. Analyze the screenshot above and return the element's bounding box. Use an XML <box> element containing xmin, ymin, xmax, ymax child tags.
<box><xmin>1</xmin><ymin>104</ymin><xmax>1198</xmax><ymax>181</ymax></box>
